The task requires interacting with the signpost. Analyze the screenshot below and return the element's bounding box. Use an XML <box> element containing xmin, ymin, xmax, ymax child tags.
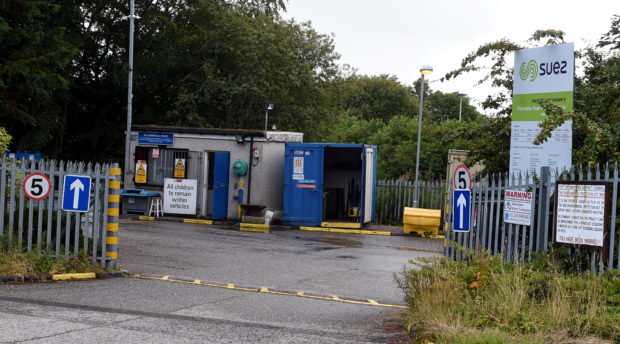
<box><xmin>163</xmin><ymin>178</ymin><xmax>197</xmax><ymax>215</ymax></box>
<box><xmin>453</xmin><ymin>164</ymin><xmax>472</xmax><ymax>190</ymax></box>
<box><xmin>452</xmin><ymin>189</ymin><xmax>471</xmax><ymax>232</ymax></box>
<box><xmin>510</xmin><ymin>43</ymin><xmax>574</xmax><ymax>176</ymax></box>
<box><xmin>554</xmin><ymin>182</ymin><xmax>610</xmax><ymax>252</ymax></box>
<box><xmin>503</xmin><ymin>190</ymin><xmax>533</xmax><ymax>226</ymax></box>
<box><xmin>22</xmin><ymin>173</ymin><xmax>51</xmax><ymax>201</ymax></box>
<box><xmin>61</xmin><ymin>175</ymin><xmax>92</xmax><ymax>212</ymax></box>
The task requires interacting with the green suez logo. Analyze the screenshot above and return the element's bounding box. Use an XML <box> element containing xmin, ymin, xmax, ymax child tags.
<box><xmin>519</xmin><ymin>59</ymin><xmax>568</xmax><ymax>81</ymax></box>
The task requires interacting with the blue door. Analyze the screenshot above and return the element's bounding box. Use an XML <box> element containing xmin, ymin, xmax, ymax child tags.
<box><xmin>212</xmin><ymin>152</ymin><xmax>230</xmax><ymax>219</ymax></box>
<box><xmin>283</xmin><ymin>144</ymin><xmax>324</xmax><ymax>226</ymax></box>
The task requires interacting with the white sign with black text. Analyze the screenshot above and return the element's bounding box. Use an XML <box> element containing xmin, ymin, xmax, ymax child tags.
<box><xmin>163</xmin><ymin>178</ymin><xmax>197</xmax><ymax>215</ymax></box>
<box><xmin>503</xmin><ymin>190</ymin><xmax>533</xmax><ymax>226</ymax></box>
<box><xmin>555</xmin><ymin>183</ymin><xmax>608</xmax><ymax>248</ymax></box>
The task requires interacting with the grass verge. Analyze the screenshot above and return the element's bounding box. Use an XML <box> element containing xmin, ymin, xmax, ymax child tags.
<box><xmin>0</xmin><ymin>236</ymin><xmax>106</xmax><ymax>278</ymax></box>
<box><xmin>397</xmin><ymin>248</ymin><xmax>620</xmax><ymax>343</ymax></box>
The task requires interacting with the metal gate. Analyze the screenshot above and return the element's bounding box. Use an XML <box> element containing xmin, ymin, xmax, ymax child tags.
<box><xmin>0</xmin><ymin>157</ymin><xmax>119</xmax><ymax>267</ymax></box>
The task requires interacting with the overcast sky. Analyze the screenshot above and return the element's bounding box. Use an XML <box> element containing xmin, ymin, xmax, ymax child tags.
<box><xmin>283</xmin><ymin>1</ymin><xmax>619</xmax><ymax>114</ymax></box>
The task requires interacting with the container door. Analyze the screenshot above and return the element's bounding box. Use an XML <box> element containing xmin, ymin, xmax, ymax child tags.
<box><xmin>284</xmin><ymin>144</ymin><xmax>324</xmax><ymax>226</ymax></box>
<box><xmin>362</xmin><ymin>146</ymin><xmax>376</xmax><ymax>223</ymax></box>
<box><xmin>212</xmin><ymin>152</ymin><xmax>230</xmax><ymax>219</ymax></box>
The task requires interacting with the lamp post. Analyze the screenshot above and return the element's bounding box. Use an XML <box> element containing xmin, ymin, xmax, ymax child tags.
<box><xmin>413</xmin><ymin>65</ymin><xmax>433</xmax><ymax>207</ymax></box>
<box><xmin>458</xmin><ymin>93</ymin><xmax>467</xmax><ymax>122</ymax></box>
<box><xmin>123</xmin><ymin>0</ymin><xmax>139</xmax><ymax>184</ymax></box>
<box><xmin>264</xmin><ymin>103</ymin><xmax>275</xmax><ymax>132</ymax></box>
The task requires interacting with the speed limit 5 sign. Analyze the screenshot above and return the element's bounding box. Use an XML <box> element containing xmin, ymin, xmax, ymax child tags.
<box><xmin>22</xmin><ymin>173</ymin><xmax>51</xmax><ymax>201</ymax></box>
<box><xmin>453</xmin><ymin>164</ymin><xmax>472</xmax><ymax>190</ymax></box>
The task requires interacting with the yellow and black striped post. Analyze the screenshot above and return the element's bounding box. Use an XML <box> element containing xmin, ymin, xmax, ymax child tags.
<box><xmin>106</xmin><ymin>163</ymin><xmax>121</xmax><ymax>268</ymax></box>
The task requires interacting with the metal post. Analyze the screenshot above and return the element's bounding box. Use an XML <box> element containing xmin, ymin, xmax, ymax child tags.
<box><xmin>413</xmin><ymin>74</ymin><xmax>426</xmax><ymax>207</ymax></box>
<box><xmin>537</xmin><ymin>166</ymin><xmax>550</xmax><ymax>252</ymax></box>
<box><xmin>123</xmin><ymin>0</ymin><xmax>136</xmax><ymax>185</ymax></box>
<box><xmin>264</xmin><ymin>108</ymin><xmax>269</xmax><ymax>132</ymax></box>
<box><xmin>106</xmin><ymin>164</ymin><xmax>121</xmax><ymax>268</ymax></box>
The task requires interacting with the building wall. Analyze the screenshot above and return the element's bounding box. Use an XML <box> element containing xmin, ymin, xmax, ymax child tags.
<box><xmin>126</xmin><ymin>130</ymin><xmax>302</xmax><ymax>219</ymax></box>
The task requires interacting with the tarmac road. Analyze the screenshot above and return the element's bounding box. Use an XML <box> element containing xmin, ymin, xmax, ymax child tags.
<box><xmin>0</xmin><ymin>220</ymin><xmax>443</xmax><ymax>343</ymax></box>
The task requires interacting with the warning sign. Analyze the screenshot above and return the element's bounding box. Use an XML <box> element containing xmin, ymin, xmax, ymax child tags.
<box><xmin>174</xmin><ymin>158</ymin><xmax>186</xmax><ymax>178</ymax></box>
<box><xmin>555</xmin><ymin>182</ymin><xmax>610</xmax><ymax>248</ymax></box>
<box><xmin>135</xmin><ymin>160</ymin><xmax>147</xmax><ymax>184</ymax></box>
<box><xmin>503</xmin><ymin>190</ymin><xmax>533</xmax><ymax>226</ymax></box>
<box><xmin>293</xmin><ymin>157</ymin><xmax>304</xmax><ymax>174</ymax></box>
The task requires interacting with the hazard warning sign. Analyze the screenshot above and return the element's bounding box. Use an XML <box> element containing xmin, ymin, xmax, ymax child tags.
<box><xmin>135</xmin><ymin>160</ymin><xmax>147</xmax><ymax>184</ymax></box>
<box><xmin>174</xmin><ymin>158</ymin><xmax>186</xmax><ymax>178</ymax></box>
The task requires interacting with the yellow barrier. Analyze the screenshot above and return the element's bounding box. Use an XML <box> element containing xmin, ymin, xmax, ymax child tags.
<box><xmin>403</xmin><ymin>207</ymin><xmax>441</xmax><ymax>236</ymax></box>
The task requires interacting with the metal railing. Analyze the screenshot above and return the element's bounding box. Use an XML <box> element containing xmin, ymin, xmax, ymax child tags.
<box><xmin>445</xmin><ymin>163</ymin><xmax>620</xmax><ymax>271</ymax></box>
<box><xmin>375</xmin><ymin>179</ymin><xmax>445</xmax><ymax>225</ymax></box>
<box><xmin>0</xmin><ymin>158</ymin><xmax>116</xmax><ymax>267</ymax></box>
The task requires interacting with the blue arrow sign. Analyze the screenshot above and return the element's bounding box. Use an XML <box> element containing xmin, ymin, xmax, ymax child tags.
<box><xmin>452</xmin><ymin>189</ymin><xmax>471</xmax><ymax>232</ymax></box>
<box><xmin>62</xmin><ymin>175</ymin><xmax>92</xmax><ymax>212</ymax></box>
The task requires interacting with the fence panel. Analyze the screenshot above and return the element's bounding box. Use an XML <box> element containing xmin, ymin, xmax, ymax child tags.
<box><xmin>443</xmin><ymin>163</ymin><xmax>620</xmax><ymax>272</ymax></box>
<box><xmin>0</xmin><ymin>157</ymin><xmax>115</xmax><ymax>267</ymax></box>
<box><xmin>375</xmin><ymin>179</ymin><xmax>446</xmax><ymax>225</ymax></box>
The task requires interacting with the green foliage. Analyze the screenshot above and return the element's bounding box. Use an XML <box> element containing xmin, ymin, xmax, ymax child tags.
<box><xmin>0</xmin><ymin>235</ymin><xmax>104</xmax><ymax>277</ymax></box>
<box><xmin>336</xmin><ymin>75</ymin><xmax>418</xmax><ymax>121</ymax></box>
<box><xmin>0</xmin><ymin>127</ymin><xmax>11</xmax><ymax>153</ymax></box>
<box><xmin>0</xmin><ymin>0</ymin><xmax>76</xmax><ymax>152</ymax></box>
<box><xmin>397</xmin><ymin>249</ymin><xmax>620</xmax><ymax>343</ymax></box>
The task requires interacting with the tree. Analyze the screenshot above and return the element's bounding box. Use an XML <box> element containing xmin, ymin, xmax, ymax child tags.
<box><xmin>0</xmin><ymin>0</ymin><xmax>75</xmax><ymax>152</ymax></box>
<box><xmin>335</xmin><ymin>75</ymin><xmax>418</xmax><ymax>121</ymax></box>
<box><xmin>425</xmin><ymin>91</ymin><xmax>480</xmax><ymax>122</ymax></box>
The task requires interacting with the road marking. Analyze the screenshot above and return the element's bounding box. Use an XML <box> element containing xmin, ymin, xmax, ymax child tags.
<box><xmin>300</xmin><ymin>226</ymin><xmax>392</xmax><ymax>236</ymax></box>
<box><xmin>183</xmin><ymin>219</ymin><xmax>213</xmax><ymax>225</ymax></box>
<box><xmin>129</xmin><ymin>274</ymin><xmax>406</xmax><ymax>309</ymax></box>
<box><xmin>52</xmin><ymin>273</ymin><xmax>96</xmax><ymax>281</ymax></box>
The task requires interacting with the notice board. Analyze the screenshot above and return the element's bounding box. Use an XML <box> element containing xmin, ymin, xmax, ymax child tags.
<box><xmin>554</xmin><ymin>181</ymin><xmax>611</xmax><ymax>257</ymax></box>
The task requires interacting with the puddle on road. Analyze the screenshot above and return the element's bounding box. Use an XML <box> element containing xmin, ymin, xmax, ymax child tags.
<box><xmin>337</xmin><ymin>255</ymin><xmax>357</xmax><ymax>259</ymax></box>
<box><xmin>319</xmin><ymin>236</ymin><xmax>362</xmax><ymax>248</ymax></box>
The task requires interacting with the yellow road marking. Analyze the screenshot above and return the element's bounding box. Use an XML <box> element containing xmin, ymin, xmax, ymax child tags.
<box><xmin>129</xmin><ymin>274</ymin><xmax>406</xmax><ymax>309</ymax></box>
<box><xmin>321</xmin><ymin>222</ymin><xmax>361</xmax><ymax>229</ymax></box>
<box><xmin>52</xmin><ymin>273</ymin><xmax>96</xmax><ymax>281</ymax></box>
<box><xmin>183</xmin><ymin>219</ymin><xmax>213</xmax><ymax>225</ymax></box>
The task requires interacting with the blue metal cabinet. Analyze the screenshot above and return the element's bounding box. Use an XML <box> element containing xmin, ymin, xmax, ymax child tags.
<box><xmin>283</xmin><ymin>143</ymin><xmax>377</xmax><ymax>227</ymax></box>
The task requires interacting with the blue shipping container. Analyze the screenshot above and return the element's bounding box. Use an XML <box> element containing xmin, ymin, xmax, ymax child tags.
<box><xmin>283</xmin><ymin>143</ymin><xmax>377</xmax><ymax>227</ymax></box>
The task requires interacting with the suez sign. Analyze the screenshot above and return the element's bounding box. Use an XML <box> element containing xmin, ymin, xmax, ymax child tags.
<box><xmin>519</xmin><ymin>59</ymin><xmax>568</xmax><ymax>82</ymax></box>
<box><xmin>510</xmin><ymin>43</ymin><xmax>574</xmax><ymax>177</ymax></box>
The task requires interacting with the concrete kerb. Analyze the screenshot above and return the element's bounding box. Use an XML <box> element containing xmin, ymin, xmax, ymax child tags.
<box><xmin>0</xmin><ymin>270</ymin><xmax>131</xmax><ymax>284</ymax></box>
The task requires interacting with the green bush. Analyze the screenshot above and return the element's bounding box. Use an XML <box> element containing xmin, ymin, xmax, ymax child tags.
<box><xmin>397</xmin><ymin>248</ymin><xmax>620</xmax><ymax>343</ymax></box>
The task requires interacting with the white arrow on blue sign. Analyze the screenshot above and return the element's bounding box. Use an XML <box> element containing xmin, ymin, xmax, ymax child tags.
<box><xmin>452</xmin><ymin>189</ymin><xmax>471</xmax><ymax>232</ymax></box>
<box><xmin>62</xmin><ymin>175</ymin><xmax>92</xmax><ymax>212</ymax></box>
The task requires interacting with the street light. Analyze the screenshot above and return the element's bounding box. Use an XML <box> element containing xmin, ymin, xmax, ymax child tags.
<box><xmin>264</xmin><ymin>103</ymin><xmax>275</xmax><ymax>132</ymax></box>
<box><xmin>458</xmin><ymin>93</ymin><xmax>467</xmax><ymax>122</ymax></box>
<box><xmin>123</xmin><ymin>0</ymin><xmax>139</xmax><ymax>185</ymax></box>
<box><xmin>413</xmin><ymin>65</ymin><xmax>433</xmax><ymax>207</ymax></box>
